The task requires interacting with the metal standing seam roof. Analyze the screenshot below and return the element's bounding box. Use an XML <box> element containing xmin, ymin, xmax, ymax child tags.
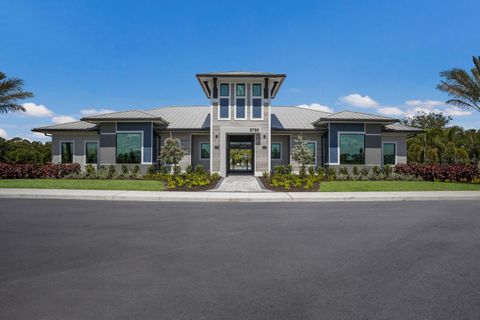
<box><xmin>32</xmin><ymin>121</ymin><xmax>98</xmax><ymax>132</ymax></box>
<box><xmin>314</xmin><ymin>111</ymin><xmax>398</xmax><ymax>123</ymax></box>
<box><xmin>195</xmin><ymin>71</ymin><xmax>287</xmax><ymax>77</ymax></box>
<box><xmin>384</xmin><ymin>123</ymin><xmax>424</xmax><ymax>132</ymax></box>
<box><xmin>32</xmin><ymin>106</ymin><xmax>420</xmax><ymax>133</ymax></box>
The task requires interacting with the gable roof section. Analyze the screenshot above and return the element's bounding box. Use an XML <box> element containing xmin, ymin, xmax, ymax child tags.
<box><xmin>81</xmin><ymin>110</ymin><xmax>169</xmax><ymax>124</ymax></box>
<box><xmin>32</xmin><ymin>121</ymin><xmax>98</xmax><ymax>132</ymax></box>
<box><xmin>145</xmin><ymin>106</ymin><xmax>210</xmax><ymax>129</ymax></box>
<box><xmin>271</xmin><ymin>106</ymin><xmax>331</xmax><ymax>130</ymax></box>
<box><xmin>383</xmin><ymin>123</ymin><xmax>424</xmax><ymax>132</ymax></box>
<box><xmin>313</xmin><ymin>111</ymin><xmax>398</xmax><ymax>125</ymax></box>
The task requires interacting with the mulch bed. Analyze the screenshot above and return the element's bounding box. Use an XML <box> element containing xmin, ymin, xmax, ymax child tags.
<box><xmin>259</xmin><ymin>177</ymin><xmax>320</xmax><ymax>192</ymax></box>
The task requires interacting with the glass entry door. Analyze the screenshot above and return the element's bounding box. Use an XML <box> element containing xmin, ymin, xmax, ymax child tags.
<box><xmin>227</xmin><ymin>135</ymin><xmax>254</xmax><ymax>174</ymax></box>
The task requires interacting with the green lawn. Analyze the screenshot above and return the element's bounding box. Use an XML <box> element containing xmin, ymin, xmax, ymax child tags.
<box><xmin>319</xmin><ymin>181</ymin><xmax>480</xmax><ymax>192</ymax></box>
<box><xmin>0</xmin><ymin>179</ymin><xmax>165</xmax><ymax>191</ymax></box>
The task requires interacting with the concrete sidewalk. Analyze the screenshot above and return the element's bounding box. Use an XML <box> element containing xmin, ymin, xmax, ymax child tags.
<box><xmin>0</xmin><ymin>188</ymin><xmax>479</xmax><ymax>202</ymax></box>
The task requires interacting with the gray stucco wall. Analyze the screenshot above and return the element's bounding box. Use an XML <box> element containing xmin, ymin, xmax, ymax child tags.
<box><xmin>191</xmin><ymin>134</ymin><xmax>210</xmax><ymax>171</ymax></box>
<box><xmin>271</xmin><ymin>135</ymin><xmax>290</xmax><ymax>168</ymax></box>
<box><xmin>51</xmin><ymin>132</ymin><xmax>100</xmax><ymax>168</ymax></box>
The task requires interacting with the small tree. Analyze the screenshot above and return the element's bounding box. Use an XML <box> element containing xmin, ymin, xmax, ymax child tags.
<box><xmin>292</xmin><ymin>135</ymin><xmax>314</xmax><ymax>176</ymax></box>
<box><xmin>160</xmin><ymin>136</ymin><xmax>186</xmax><ymax>174</ymax></box>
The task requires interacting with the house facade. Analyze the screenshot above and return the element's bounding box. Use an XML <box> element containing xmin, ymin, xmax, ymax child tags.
<box><xmin>33</xmin><ymin>72</ymin><xmax>421</xmax><ymax>176</ymax></box>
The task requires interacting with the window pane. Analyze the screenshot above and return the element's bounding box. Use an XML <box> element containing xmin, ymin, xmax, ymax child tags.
<box><xmin>86</xmin><ymin>142</ymin><xmax>98</xmax><ymax>164</ymax></box>
<box><xmin>306</xmin><ymin>142</ymin><xmax>316</xmax><ymax>161</ymax></box>
<box><xmin>383</xmin><ymin>143</ymin><xmax>396</xmax><ymax>165</ymax></box>
<box><xmin>340</xmin><ymin>134</ymin><xmax>364</xmax><ymax>164</ymax></box>
<box><xmin>236</xmin><ymin>98</ymin><xmax>245</xmax><ymax>119</ymax></box>
<box><xmin>61</xmin><ymin>142</ymin><xmax>73</xmax><ymax>163</ymax></box>
<box><xmin>220</xmin><ymin>84</ymin><xmax>229</xmax><ymax>96</ymax></box>
<box><xmin>252</xmin><ymin>84</ymin><xmax>262</xmax><ymax>97</ymax></box>
<box><xmin>200</xmin><ymin>143</ymin><xmax>210</xmax><ymax>159</ymax></box>
<box><xmin>116</xmin><ymin>133</ymin><xmax>142</xmax><ymax>164</ymax></box>
<box><xmin>271</xmin><ymin>143</ymin><xmax>281</xmax><ymax>159</ymax></box>
<box><xmin>252</xmin><ymin>98</ymin><xmax>262</xmax><ymax>118</ymax></box>
<box><xmin>220</xmin><ymin>98</ymin><xmax>229</xmax><ymax>118</ymax></box>
<box><xmin>236</xmin><ymin>84</ymin><xmax>245</xmax><ymax>96</ymax></box>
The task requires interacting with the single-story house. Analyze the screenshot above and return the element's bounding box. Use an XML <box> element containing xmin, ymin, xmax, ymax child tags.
<box><xmin>32</xmin><ymin>71</ymin><xmax>421</xmax><ymax>176</ymax></box>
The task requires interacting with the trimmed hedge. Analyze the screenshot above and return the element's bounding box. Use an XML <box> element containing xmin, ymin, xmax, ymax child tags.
<box><xmin>0</xmin><ymin>163</ymin><xmax>81</xmax><ymax>179</ymax></box>
<box><xmin>395</xmin><ymin>163</ymin><xmax>479</xmax><ymax>182</ymax></box>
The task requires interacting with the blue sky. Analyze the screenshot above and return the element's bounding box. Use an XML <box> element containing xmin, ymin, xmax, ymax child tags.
<box><xmin>1</xmin><ymin>0</ymin><xmax>479</xmax><ymax>141</ymax></box>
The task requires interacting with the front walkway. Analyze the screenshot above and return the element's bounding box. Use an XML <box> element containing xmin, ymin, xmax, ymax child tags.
<box><xmin>212</xmin><ymin>175</ymin><xmax>265</xmax><ymax>192</ymax></box>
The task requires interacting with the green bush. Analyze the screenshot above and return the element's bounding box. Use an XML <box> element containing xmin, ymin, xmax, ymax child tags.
<box><xmin>194</xmin><ymin>164</ymin><xmax>206</xmax><ymax>175</ymax></box>
<box><xmin>147</xmin><ymin>164</ymin><xmax>157</xmax><ymax>175</ymax></box>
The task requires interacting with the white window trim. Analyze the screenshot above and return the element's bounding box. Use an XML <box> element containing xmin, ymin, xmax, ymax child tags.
<box><xmin>59</xmin><ymin>140</ymin><xmax>74</xmax><ymax>164</ymax></box>
<box><xmin>337</xmin><ymin>131</ymin><xmax>365</xmax><ymax>165</ymax></box>
<box><xmin>382</xmin><ymin>141</ymin><xmax>397</xmax><ymax>166</ymax></box>
<box><xmin>84</xmin><ymin>140</ymin><xmax>99</xmax><ymax>165</ymax></box>
<box><xmin>306</xmin><ymin>141</ymin><xmax>317</xmax><ymax>166</ymax></box>
<box><xmin>250</xmin><ymin>83</ymin><xmax>264</xmax><ymax>121</ymax></box>
<box><xmin>234</xmin><ymin>83</ymin><xmax>247</xmax><ymax>120</ymax></box>
<box><xmin>199</xmin><ymin>142</ymin><xmax>210</xmax><ymax>160</ymax></box>
<box><xmin>271</xmin><ymin>142</ymin><xmax>282</xmax><ymax>161</ymax></box>
<box><xmin>218</xmin><ymin>83</ymin><xmax>231</xmax><ymax>120</ymax></box>
<box><xmin>116</xmin><ymin>131</ymin><xmax>145</xmax><ymax>164</ymax></box>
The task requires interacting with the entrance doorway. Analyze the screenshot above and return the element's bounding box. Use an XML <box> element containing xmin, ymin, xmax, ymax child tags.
<box><xmin>227</xmin><ymin>135</ymin><xmax>254</xmax><ymax>174</ymax></box>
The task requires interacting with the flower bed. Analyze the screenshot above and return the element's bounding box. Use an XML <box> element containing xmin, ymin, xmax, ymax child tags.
<box><xmin>0</xmin><ymin>163</ymin><xmax>81</xmax><ymax>179</ymax></box>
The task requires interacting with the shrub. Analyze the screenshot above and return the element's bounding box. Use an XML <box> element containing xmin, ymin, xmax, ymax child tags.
<box><xmin>159</xmin><ymin>166</ymin><xmax>169</xmax><ymax>174</ymax></box>
<box><xmin>185</xmin><ymin>165</ymin><xmax>193</xmax><ymax>174</ymax></box>
<box><xmin>194</xmin><ymin>164</ymin><xmax>206</xmax><ymax>175</ymax></box>
<box><xmin>395</xmin><ymin>163</ymin><xmax>479</xmax><ymax>182</ymax></box>
<box><xmin>360</xmin><ymin>167</ymin><xmax>370</xmax><ymax>177</ymax></box>
<box><xmin>352</xmin><ymin>166</ymin><xmax>359</xmax><ymax>176</ymax></box>
<box><xmin>339</xmin><ymin>167</ymin><xmax>349</xmax><ymax>176</ymax></box>
<box><xmin>147</xmin><ymin>164</ymin><xmax>157</xmax><ymax>175</ymax></box>
<box><xmin>383</xmin><ymin>165</ymin><xmax>393</xmax><ymax>177</ymax></box>
<box><xmin>0</xmin><ymin>163</ymin><xmax>80</xmax><ymax>179</ymax></box>
<box><xmin>108</xmin><ymin>165</ymin><xmax>116</xmax><ymax>179</ymax></box>
<box><xmin>85</xmin><ymin>164</ymin><xmax>95</xmax><ymax>178</ymax></box>
<box><xmin>262</xmin><ymin>171</ymin><xmax>269</xmax><ymax>179</ymax></box>
<box><xmin>121</xmin><ymin>165</ymin><xmax>129</xmax><ymax>176</ymax></box>
<box><xmin>308</xmin><ymin>166</ymin><xmax>315</xmax><ymax>177</ymax></box>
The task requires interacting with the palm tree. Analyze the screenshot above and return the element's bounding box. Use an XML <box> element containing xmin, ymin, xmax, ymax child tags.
<box><xmin>0</xmin><ymin>71</ymin><xmax>33</xmax><ymax>114</ymax></box>
<box><xmin>437</xmin><ymin>56</ymin><xmax>480</xmax><ymax>112</ymax></box>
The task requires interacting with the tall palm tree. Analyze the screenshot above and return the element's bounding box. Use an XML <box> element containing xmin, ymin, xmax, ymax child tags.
<box><xmin>437</xmin><ymin>56</ymin><xmax>480</xmax><ymax>112</ymax></box>
<box><xmin>0</xmin><ymin>71</ymin><xmax>33</xmax><ymax>114</ymax></box>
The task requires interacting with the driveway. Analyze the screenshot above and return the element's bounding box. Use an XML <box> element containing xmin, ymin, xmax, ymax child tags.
<box><xmin>1</xmin><ymin>199</ymin><xmax>479</xmax><ymax>320</ymax></box>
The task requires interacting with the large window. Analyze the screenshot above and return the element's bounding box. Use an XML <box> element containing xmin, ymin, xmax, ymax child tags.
<box><xmin>383</xmin><ymin>142</ymin><xmax>396</xmax><ymax>165</ymax></box>
<box><xmin>61</xmin><ymin>142</ymin><xmax>73</xmax><ymax>163</ymax></box>
<box><xmin>116</xmin><ymin>133</ymin><xmax>142</xmax><ymax>164</ymax></box>
<box><xmin>219</xmin><ymin>83</ymin><xmax>230</xmax><ymax>119</ymax></box>
<box><xmin>200</xmin><ymin>142</ymin><xmax>210</xmax><ymax>159</ymax></box>
<box><xmin>235</xmin><ymin>83</ymin><xmax>246</xmax><ymax>119</ymax></box>
<box><xmin>85</xmin><ymin>142</ymin><xmax>98</xmax><ymax>164</ymax></box>
<box><xmin>340</xmin><ymin>134</ymin><xmax>364</xmax><ymax>164</ymax></box>
<box><xmin>252</xmin><ymin>98</ymin><xmax>262</xmax><ymax>119</ymax></box>
<box><xmin>271</xmin><ymin>143</ymin><xmax>281</xmax><ymax>160</ymax></box>
<box><xmin>252</xmin><ymin>84</ymin><xmax>262</xmax><ymax>97</ymax></box>
<box><xmin>306</xmin><ymin>142</ymin><xmax>316</xmax><ymax>165</ymax></box>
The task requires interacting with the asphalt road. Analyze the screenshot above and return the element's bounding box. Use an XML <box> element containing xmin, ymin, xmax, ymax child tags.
<box><xmin>1</xmin><ymin>199</ymin><xmax>480</xmax><ymax>320</ymax></box>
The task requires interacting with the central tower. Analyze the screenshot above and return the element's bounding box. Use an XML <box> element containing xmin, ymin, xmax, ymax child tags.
<box><xmin>196</xmin><ymin>72</ymin><xmax>286</xmax><ymax>176</ymax></box>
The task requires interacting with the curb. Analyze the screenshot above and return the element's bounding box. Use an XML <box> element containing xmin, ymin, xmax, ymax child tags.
<box><xmin>0</xmin><ymin>189</ymin><xmax>479</xmax><ymax>202</ymax></box>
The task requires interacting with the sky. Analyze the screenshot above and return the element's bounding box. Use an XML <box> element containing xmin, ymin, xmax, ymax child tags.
<box><xmin>0</xmin><ymin>0</ymin><xmax>479</xmax><ymax>142</ymax></box>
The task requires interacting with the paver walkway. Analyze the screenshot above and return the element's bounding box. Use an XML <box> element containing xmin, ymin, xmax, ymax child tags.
<box><xmin>212</xmin><ymin>175</ymin><xmax>264</xmax><ymax>192</ymax></box>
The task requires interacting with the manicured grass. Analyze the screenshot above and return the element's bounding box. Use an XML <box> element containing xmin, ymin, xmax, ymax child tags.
<box><xmin>319</xmin><ymin>181</ymin><xmax>480</xmax><ymax>192</ymax></box>
<box><xmin>0</xmin><ymin>179</ymin><xmax>164</xmax><ymax>191</ymax></box>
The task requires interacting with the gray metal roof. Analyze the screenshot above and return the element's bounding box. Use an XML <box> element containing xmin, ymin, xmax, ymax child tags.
<box><xmin>145</xmin><ymin>106</ymin><xmax>210</xmax><ymax>129</ymax></box>
<box><xmin>314</xmin><ymin>111</ymin><xmax>398</xmax><ymax>124</ymax></box>
<box><xmin>384</xmin><ymin>123</ymin><xmax>423</xmax><ymax>132</ymax></box>
<box><xmin>271</xmin><ymin>106</ymin><xmax>331</xmax><ymax>130</ymax></box>
<box><xmin>32</xmin><ymin>121</ymin><xmax>98</xmax><ymax>132</ymax></box>
<box><xmin>195</xmin><ymin>71</ymin><xmax>286</xmax><ymax>78</ymax></box>
<box><xmin>82</xmin><ymin>110</ymin><xmax>168</xmax><ymax>123</ymax></box>
<box><xmin>33</xmin><ymin>106</ymin><xmax>418</xmax><ymax>133</ymax></box>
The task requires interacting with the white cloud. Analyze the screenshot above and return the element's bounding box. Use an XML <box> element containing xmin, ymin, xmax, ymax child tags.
<box><xmin>377</xmin><ymin>107</ymin><xmax>405</xmax><ymax>116</ymax></box>
<box><xmin>288</xmin><ymin>88</ymin><xmax>302</xmax><ymax>93</ymax></box>
<box><xmin>22</xmin><ymin>103</ymin><xmax>54</xmax><ymax>117</ymax></box>
<box><xmin>339</xmin><ymin>94</ymin><xmax>379</xmax><ymax>108</ymax></box>
<box><xmin>80</xmin><ymin>108</ymin><xmax>115</xmax><ymax>116</ymax></box>
<box><xmin>0</xmin><ymin>128</ymin><xmax>7</xmax><ymax>139</ymax></box>
<box><xmin>297</xmin><ymin>103</ymin><xmax>334</xmax><ymax>113</ymax></box>
<box><xmin>442</xmin><ymin>107</ymin><xmax>472</xmax><ymax>116</ymax></box>
<box><xmin>405</xmin><ymin>99</ymin><xmax>444</xmax><ymax>109</ymax></box>
<box><xmin>51</xmin><ymin>116</ymin><xmax>77</xmax><ymax>124</ymax></box>
<box><xmin>31</xmin><ymin>132</ymin><xmax>51</xmax><ymax>140</ymax></box>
